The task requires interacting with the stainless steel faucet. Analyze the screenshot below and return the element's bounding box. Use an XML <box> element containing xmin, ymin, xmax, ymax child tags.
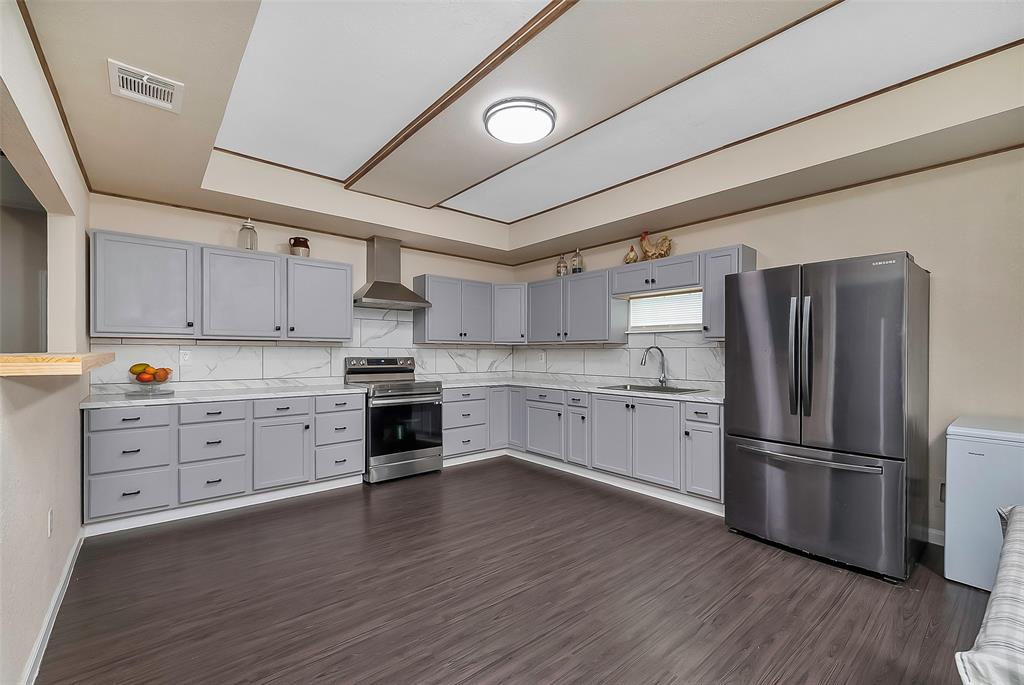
<box><xmin>640</xmin><ymin>346</ymin><xmax>668</xmax><ymax>386</ymax></box>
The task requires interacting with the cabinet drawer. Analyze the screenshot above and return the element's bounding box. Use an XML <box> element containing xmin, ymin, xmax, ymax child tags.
<box><xmin>87</xmin><ymin>405</ymin><xmax>171</xmax><ymax>432</ymax></box>
<box><xmin>253</xmin><ymin>397</ymin><xmax>311</xmax><ymax>418</ymax></box>
<box><xmin>443</xmin><ymin>424</ymin><xmax>489</xmax><ymax>456</ymax></box>
<box><xmin>527</xmin><ymin>388</ymin><xmax>565</xmax><ymax>405</ymax></box>
<box><xmin>315</xmin><ymin>411</ymin><xmax>364</xmax><ymax>446</ymax></box>
<box><xmin>566</xmin><ymin>392</ymin><xmax>589</xmax><ymax>408</ymax></box>
<box><xmin>88</xmin><ymin>427</ymin><xmax>172</xmax><ymax>475</ymax></box>
<box><xmin>88</xmin><ymin>469</ymin><xmax>172</xmax><ymax>519</ymax></box>
<box><xmin>179</xmin><ymin>457</ymin><xmax>247</xmax><ymax>503</ymax></box>
<box><xmin>315</xmin><ymin>394</ymin><xmax>362</xmax><ymax>414</ymax></box>
<box><xmin>443</xmin><ymin>387</ymin><xmax>487</xmax><ymax>403</ymax></box>
<box><xmin>685</xmin><ymin>403</ymin><xmax>720</xmax><ymax>424</ymax></box>
<box><xmin>180</xmin><ymin>400</ymin><xmax>246</xmax><ymax>424</ymax></box>
<box><xmin>315</xmin><ymin>441</ymin><xmax>365</xmax><ymax>479</ymax></box>
<box><xmin>443</xmin><ymin>399</ymin><xmax>488</xmax><ymax>429</ymax></box>
<box><xmin>179</xmin><ymin>421</ymin><xmax>247</xmax><ymax>463</ymax></box>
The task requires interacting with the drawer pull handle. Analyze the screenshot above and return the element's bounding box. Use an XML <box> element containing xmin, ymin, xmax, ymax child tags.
<box><xmin>967</xmin><ymin>451</ymin><xmax>985</xmax><ymax>456</ymax></box>
<box><xmin>121</xmin><ymin>448</ymin><xmax>141</xmax><ymax>454</ymax></box>
<box><xmin>334</xmin><ymin>401</ymin><xmax>348</xmax><ymax>407</ymax></box>
<box><xmin>462</xmin><ymin>439</ymin><xmax>471</xmax><ymax>444</ymax></box>
<box><xmin>334</xmin><ymin>458</ymin><xmax>348</xmax><ymax>464</ymax></box>
<box><xmin>205</xmin><ymin>478</ymin><xmax>222</xmax><ymax>485</ymax></box>
<box><xmin>461</xmin><ymin>393</ymin><xmax>471</xmax><ymax>397</ymax></box>
<box><xmin>461</xmin><ymin>413</ymin><xmax>471</xmax><ymax>417</ymax></box>
<box><xmin>276</xmin><ymin>406</ymin><xmax>291</xmax><ymax>411</ymax></box>
<box><xmin>206</xmin><ymin>440</ymin><xmax>222</xmax><ymax>445</ymax></box>
<box><xmin>121</xmin><ymin>490</ymin><xmax>141</xmax><ymax>497</ymax></box>
<box><xmin>694</xmin><ymin>411</ymin><xmax>708</xmax><ymax>416</ymax></box>
<box><xmin>334</xmin><ymin>426</ymin><xmax>347</xmax><ymax>431</ymax></box>
<box><xmin>571</xmin><ymin>397</ymin><xmax>581</xmax><ymax>402</ymax></box>
<box><xmin>121</xmin><ymin>416</ymin><xmax>141</xmax><ymax>422</ymax></box>
<box><xmin>538</xmin><ymin>394</ymin><xmax>547</xmax><ymax>398</ymax></box>
<box><xmin>206</xmin><ymin>410</ymin><xmax>222</xmax><ymax>416</ymax></box>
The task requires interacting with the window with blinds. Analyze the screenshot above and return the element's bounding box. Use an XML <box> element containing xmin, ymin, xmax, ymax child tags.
<box><xmin>628</xmin><ymin>290</ymin><xmax>704</xmax><ymax>331</ymax></box>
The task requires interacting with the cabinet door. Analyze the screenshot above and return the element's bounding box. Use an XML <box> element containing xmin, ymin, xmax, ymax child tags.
<box><xmin>527</xmin><ymin>278</ymin><xmax>563</xmax><ymax>343</ymax></box>
<box><xmin>489</xmin><ymin>387</ymin><xmax>510</xmax><ymax>449</ymax></box>
<box><xmin>253</xmin><ymin>416</ymin><xmax>311</xmax><ymax>490</ymax></box>
<box><xmin>493</xmin><ymin>283</ymin><xmax>527</xmax><ymax>343</ymax></box>
<box><xmin>509</xmin><ymin>388</ymin><xmax>525</xmax><ymax>448</ymax></box>
<box><xmin>287</xmin><ymin>258</ymin><xmax>353</xmax><ymax>340</ymax></box>
<box><xmin>610</xmin><ymin>262</ymin><xmax>652</xmax><ymax>296</ymax></box>
<box><xmin>525</xmin><ymin>402</ymin><xmax>564</xmax><ymax>460</ymax></box>
<box><xmin>92</xmin><ymin>232</ymin><xmax>197</xmax><ymax>336</ymax></box>
<box><xmin>461</xmin><ymin>280</ymin><xmax>493</xmax><ymax>343</ymax></box>
<box><xmin>203</xmin><ymin>248</ymin><xmax>284</xmax><ymax>338</ymax></box>
<box><xmin>685</xmin><ymin>422</ymin><xmax>722</xmax><ymax>500</ymax></box>
<box><xmin>564</xmin><ymin>271</ymin><xmax>610</xmax><ymax>342</ymax></box>
<box><xmin>701</xmin><ymin>247</ymin><xmax>739</xmax><ymax>340</ymax></box>
<box><xmin>633</xmin><ymin>398</ymin><xmax>681</xmax><ymax>488</ymax></box>
<box><xmin>566</xmin><ymin>407</ymin><xmax>590</xmax><ymax>466</ymax></box>
<box><xmin>591</xmin><ymin>394</ymin><xmax>632</xmax><ymax>476</ymax></box>
<box><xmin>651</xmin><ymin>254</ymin><xmax>701</xmax><ymax>290</ymax></box>
<box><xmin>424</xmin><ymin>275</ymin><xmax>463</xmax><ymax>342</ymax></box>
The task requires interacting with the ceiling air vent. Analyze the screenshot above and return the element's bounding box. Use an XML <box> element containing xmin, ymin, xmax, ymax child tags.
<box><xmin>107</xmin><ymin>59</ymin><xmax>184</xmax><ymax>113</ymax></box>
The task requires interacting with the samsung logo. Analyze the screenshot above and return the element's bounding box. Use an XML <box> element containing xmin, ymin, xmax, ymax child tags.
<box><xmin>872</xmin><ymin>259</ymin><xmax>897</xmax><ymax>266</ymax></box>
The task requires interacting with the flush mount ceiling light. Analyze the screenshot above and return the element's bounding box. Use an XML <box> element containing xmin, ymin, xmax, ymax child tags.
<box><xmin>483</xmin><ymin>97</ymin><xmax>555</xmax><ymax>144</ymax></box>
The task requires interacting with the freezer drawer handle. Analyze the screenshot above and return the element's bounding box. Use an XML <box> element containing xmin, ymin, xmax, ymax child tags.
<box><xmin>738</xmin><ymin>445</ymin><xmax>881</xmax><ymax>474</ymax></box>
<box><xmin>788</xmin><ymin>296</ymin><xmax>798</xmax><ymax>416</ymax></box>
<box><xmin>801</xmin><ymin>296</ymin><xmax>812</xmax><ymax>416</ymax></box>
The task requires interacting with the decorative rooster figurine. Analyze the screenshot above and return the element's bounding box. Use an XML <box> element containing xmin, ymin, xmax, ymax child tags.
<box><xmin>639</xmin><ymin>231</ymin><xmax>672</xmax><ymax>260</ymax></box>
<box><xmin>623</xmin><ymin>245</ymin><xmax>639</xmax><ymax>264</ymax></box>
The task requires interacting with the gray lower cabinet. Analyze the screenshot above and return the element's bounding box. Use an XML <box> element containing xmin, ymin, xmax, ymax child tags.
<box><xmin>701</xmin><ymin>245</ymin><xmax>756</xmax><ymax>340</ymax></box>
<box><xmin>565</xmin><ymin>406</ymin><xmax>590</xmax><ymax>466</ymax></box>
<box><xmin>91</xmin><ymin>231</ymin><xmax>198</xmax><ymax>337</ymax></box>
<box><xmin>443</xmin><ymin>386</ymin><xmax>490</xmax><ymax>456</ymax></box>
<box><xmin>508</xmin><ymin>387</ymin><xmax>525</xmax><ymax>448</ymax></box>
<box><xmin>591</xmin><ymin>394</ymin><xmax>633</xmax><ymax>476</ymax></box>
<box><xmin>252</xmin><ymin>416</ymin><xmax>312</xmax><ymax>490</ymax></box>
<box><xmin>88</xmin><ymin>469</ymin><xmax>174</xmax><ymax>519</ymax></box>
<box><xmin>287</xmin><ymin>257</ymin><xmax>353</xmax><ymax>341</ymax></box>
<box><xmin>489</xmin><ymin>387</ymin><xmax>510</xmax><ymax>449</ymax></box>
<box><xmin>528</xmin><ymin>278</ymin><xmax>563</xmax><ymax>343</ymax></box>
<box><xmin>684</xmin><ymin>422</ymin><xmax>722</xmax><ymax>500</ymax></box>
<box><xmin>179</xmin><ymin>457</ymin><xmax>247</xmax><ymax>503</ymax></box>
<box><xmin>632</xmin><ymin>398</ymin><xmax>681</xmax><ymax>488</ymax></box>
<box><xmin>525</xmin><ymin>401</ymin><xmax>564</xmax><ymax>460</ymax></box>
<box><xmin>202</xmin><ymin>247</ymin><xmax>285</xmax><ymax>338</ymax></box>
<box><xmin>493</xmin><ymin>283</ymin><xmax>527</xmax><ymax>343</ymax></box>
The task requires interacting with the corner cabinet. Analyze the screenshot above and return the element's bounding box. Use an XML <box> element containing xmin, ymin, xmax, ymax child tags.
<box><xmin>91</xmin><ymin>231</ymin><xmax>199</xmax><ymax>337</ymax></box>
<box><xmin>286</xmin><ymin>257</ymin><xmax>353</xmax><ymax>341</ymax></box>
<box><xmin>202</xmin><ymin>247</ymin><xmax>285</xmax><ymax>339</ymax></box>
<box><xmin>413</xmin><ymin>275</ymin><xmax>494</xmax><ymax>344</ymax></box>
<box><xmin>493</xmin><ymin>283</ymin><xmax>528</xmax><ymax>343</ymax></box>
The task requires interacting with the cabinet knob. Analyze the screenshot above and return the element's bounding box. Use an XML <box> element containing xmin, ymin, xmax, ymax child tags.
<box><xmin>684</xmin><ymin>430</ymin><xmax>690</xmax><ymax>436</ymax></box>
<box><xmin>186</xmin><ymin>321</ymin><xmax>194</xmax><ymax>327</ymax></box>
<box><xmin>651</xmin><ymin>278</ymin><xmax>656</xmax><ymax>284</ymax></box>
<box><xmin>702</xmin><ymin>325</ymin><xmax>709</xmax><ymax>331</ymax></box>
<box><xmin>289</xmin><ymin>326</ymin><xmax>295</xmax><ymax>332</ymax></box>
<box><xmin>274</xmin><ymin>325</ymin><xmax>281</xmax><ymax>331</ymax></box>
<box><xmin>304</xmin><ymin>424</ymin><xmax>310</xmax><ymax>430</ymax></box>
<box><xmin>563</xmin><ymin>331</ymin><xmax>568</xmax><ymax>337</ymax></box>
<box><xmin>581</xmin><ymin>416</ymin><xmax>586</xmax><ymax>422</ymax></box>
<box><xmin>644</xmin><ymin>279</ymin><xmax>650</xmax><ymax>284</ymax></box>
<box><xmin>520</xmin><ymin>333</ymin><xmax>525</xmax><ymax>338</ymax></box>
<box><xmin>557</xmin><ymin>412</ymin><xmax>562</xmax><ymax>418</ymax></box>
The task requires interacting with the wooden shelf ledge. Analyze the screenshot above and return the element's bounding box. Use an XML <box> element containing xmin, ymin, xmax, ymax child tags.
<box><xmin>0</xmin><ymin>352</ymin><xmax>115</xmax><ymax>377</ymax></box>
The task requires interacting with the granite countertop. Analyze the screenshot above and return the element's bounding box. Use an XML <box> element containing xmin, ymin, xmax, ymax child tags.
<box><xmin>80</xmin><ymin>383</ymin><xmax>367</xmax><ymax>409</ymax></box>
<box><xmin>437</xmin><ymin>376</ymin><xmax>724</xmax><ymax>405</ymax></box>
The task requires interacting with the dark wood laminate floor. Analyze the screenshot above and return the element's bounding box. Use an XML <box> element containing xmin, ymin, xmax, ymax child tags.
<box><xmin>39</xmin><ymin>457</ymin><xmax>987</xmax><ymax>684</ymax></box>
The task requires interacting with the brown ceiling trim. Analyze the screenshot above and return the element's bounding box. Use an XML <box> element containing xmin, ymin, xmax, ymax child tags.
<box><xmin>15</xmin><ymin>0</ymin><xmax>92</xmax><ymax>191</ymax></box>
<box><xmin>434</xmin><ymin>0</ymin><xmax>845</xmax><ymax>209</ymax></box>
<box><xmin>213</xmin><ymin>147</ymin><xmax>349</xmax><ymax>185</ymax></box>
<box><xmin>508</xmin><ymin>143</ymin><xmax>1024</xmax><ymax>267</ymax></box>
<box><xmin>88</xmin><ymin>190</ymin><xmax>515</xmax><ymax>266</ymax></box>
<box><xmin>438</xmin><ymin>205</ymin><xmax>514</xmax><ymax>226</ymax></box>
<box><xmin>343</xmin><ymin>0</ymin><xmax>578</xmax><ymax>189</ymax></box>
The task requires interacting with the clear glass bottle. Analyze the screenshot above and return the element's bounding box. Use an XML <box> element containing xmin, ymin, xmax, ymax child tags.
<box><xmin>570</xmin><ymin>248</ymin><xmax>583</xmax><ymax>273</ymax></box>
<box><xmin>238</xmin><ymin>218</ymin><xmax>258</xmax><ymax>250</ymax></box>
<box><xmin>555</xmin><ymin>254</ymin><xmax>568</xmax><ymax>277</ymax></box>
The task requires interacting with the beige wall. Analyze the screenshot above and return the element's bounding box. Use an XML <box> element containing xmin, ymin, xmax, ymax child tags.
<box><xmin>89</xmin><ymin>194</ymin><xmax>517</xmax><ymax>288</ymax></box>
<box><xmin>519</xmin><ymin>148</ymin><xmax>1024</xmax><ymax>531</ymax></box>
<box><xmin>0</xmin><ymin>205</ymin><xmax>47</xmax><ymax>352</ymax></box>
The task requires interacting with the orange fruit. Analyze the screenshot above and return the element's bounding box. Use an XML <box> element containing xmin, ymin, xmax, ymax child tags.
<box><xmin>143</xmin><ymin>366</ymin><xmax>157</xmax><ymax>374</ymax></box>
<box><xmin>136</xmin><ymin>372</ymin><xmax>154</xmax><ymax>383</ymax></box>
<box><xmin>153</xmin><ymin>369</ymin><xmax>169</xmax><ymax>382</ymax></box>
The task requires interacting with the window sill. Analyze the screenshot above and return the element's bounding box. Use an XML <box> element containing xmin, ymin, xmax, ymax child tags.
<box><xmin>626</xmin><ymin>325</ymin><xmax>704</xmax><ymax>335</ymax></box>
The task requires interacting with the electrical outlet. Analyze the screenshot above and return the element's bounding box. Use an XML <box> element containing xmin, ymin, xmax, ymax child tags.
<box><xmin>535</xmin><ymin>350</ymin><xmax>546</xmax><ymax>366</ymax></box>
<box><xmin>181</xmin><ymin>349</ymin><xmax>191</xmax><ymax>362</ymax></box>
<box><xmin>47</xmin><ymin>508</ymin><xmax>53</xmax><ymax>538</ymax></box>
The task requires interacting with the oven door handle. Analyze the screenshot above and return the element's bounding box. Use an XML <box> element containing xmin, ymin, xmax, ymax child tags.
<box><xmin>369</xmin><ymin>395</ymin><xmax>442</xmax><ymax>407</ymax></box>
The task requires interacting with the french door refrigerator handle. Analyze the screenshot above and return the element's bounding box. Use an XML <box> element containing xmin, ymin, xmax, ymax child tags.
<box><xmin>788</xmin><ymin>296</ymin><xmax>798</xmax><ymax>415</ymax></box>
<box><xmin>738</xmin><ymin>445</ymin><xmax>882</xmax><ymax>474</ymax></box>
<box><xmin>801</xmin><ymin>295</ymin><xmax>812</xmax><ymax>416</ymax></box>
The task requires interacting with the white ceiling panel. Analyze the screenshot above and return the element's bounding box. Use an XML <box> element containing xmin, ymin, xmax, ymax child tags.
<box><xmin>443</xmin><ymin>0</ymin><xmax>1024</xmax><ymax>222</ymax></box>
<box><xmin>215</xmin><ymin>0</ymin><xmax>546</xmax><ymax>180</ymax></box>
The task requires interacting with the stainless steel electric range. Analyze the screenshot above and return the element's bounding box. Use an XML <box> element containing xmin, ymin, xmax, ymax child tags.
<box><xmin>344</xmin><ymin>356</ymin><xmax>442</xmax><ymax>483</ymax></box>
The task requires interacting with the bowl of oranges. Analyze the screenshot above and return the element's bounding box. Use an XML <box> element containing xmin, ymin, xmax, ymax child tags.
<box><xmin>128</xmin><ymin>362</ymin><xmax>173</xmax><ymax>395</ymax></box>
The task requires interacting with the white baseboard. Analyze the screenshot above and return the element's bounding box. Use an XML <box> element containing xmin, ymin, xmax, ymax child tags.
<box><xmin>84</xmin><ymin>475</ymin><xmax>363</xmax><ymax>537</ymax></box>
<box><xmin>22</xmin><ymin>532</ymin><xmax>83</xmax><ymax>685</ymax></box>
<box><xmin>443</xmin><ymin>450</ymin><xmax>506</xmax><ymax>466</ymax></box>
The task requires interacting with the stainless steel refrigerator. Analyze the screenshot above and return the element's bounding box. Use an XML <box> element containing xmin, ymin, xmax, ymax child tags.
<box><xmin>724</xmin><ymin>252</ymin><xmax>930</xmax><ymax>580</ymax></box>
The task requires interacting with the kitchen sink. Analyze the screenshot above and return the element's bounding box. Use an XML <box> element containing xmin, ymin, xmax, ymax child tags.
<box><xmin>598</xmin><ymin>384</ymin><xmax>704</xmax><ymax>395</ymax></box>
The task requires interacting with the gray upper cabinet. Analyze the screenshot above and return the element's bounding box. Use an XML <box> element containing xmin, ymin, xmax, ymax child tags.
<box><xmin>564</xmin><ymin>271</ymin><xmax>610</xmax><ymax>342</ymax></box>
<box><xmin>253</xmin><ymin>416</ymin><xmax>311</xmax><ymax>490</ymax></box>
<box><xmin>652</xmin><ymin>254</ymin><xmax>701</xmax><ymax>290</ymax></box>
<box><xmin>489</xmin><ymin>387</ymin><xmax>510</xmax><ymax>449</ymax></box>
<box><xmin>684</xmin><ymin>422</ymin><xmax>722</xmax><ymax>500</ymax></box>
<box><xmin>701</xmin><ymin>245</ymin><xmax>756</xmax><ymax>340</ymax></box>
<box><xmin>413</xmin><ymin>275</ymin><xmax>493</xmax><ymax>343</ymax></box>
<box><xmin>287</xmin><ymin>257</ymin><xmax>353</xmax><ymax>341</ymax></box>
<box><xmin>566</xmin><ymin>406</ymin><xmax>590</xmax><ymax>466</ymax></box>
<box><xmin>525</xmin><ymin>401</ymin><xmax>564</xmax><ymax>460</ymax></box>
<box><xmin>493</xmin><ymin>283</ymin><xmax>527</xmax><ymax>343</ymax></box>
<box><xmin>508</xmin><ymin>387</ymin><xmax>525</xmax><ymax>449</ymax></box>
<box><xmin>461</xmin><ymin>280</ymin><xmax>493</xmax><ymax>342</ymax></box>
<box><xmin>528</xmin><ymin>278</ymin><xmax>563</xmax><ymax>343</ymax></box>
<box><xmin>632</xmin><ymin>398</ymin><xmax>681</xmax><ymax>488</ymax></box>
<box><xmin>610</xmin><ymin>262</ymin><xmax>652</xmax><ymax>296</ymax></box>
<box><xmin>202</xmin><ymin>247</ymin><xmax>284</xmax><ymax>338</ymax></box>
<box><xmin>91</xmin><ymin>231</ymin><xmax>198</xmax><ymax>337</ymax></box>
<box><xmin>591</xmin><ymin>394</ymin><xmax>632</xmax><ymax>476</ymax></box>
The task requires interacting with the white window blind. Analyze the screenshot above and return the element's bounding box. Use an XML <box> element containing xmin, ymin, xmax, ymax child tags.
<box><xmin>629</xmin><ymin>291</ymin><xmax>703</xmax><ymax>330</ymax></box>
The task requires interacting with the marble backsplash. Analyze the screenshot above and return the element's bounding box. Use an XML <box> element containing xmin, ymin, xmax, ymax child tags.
<box><xmin>90</xmin><ymin>308</ymin><xmax>725</xmax><ymax>395</ymax></box>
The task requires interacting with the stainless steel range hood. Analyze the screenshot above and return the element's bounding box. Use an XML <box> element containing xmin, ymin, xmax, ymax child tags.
<box><xmin>352</xmin><ymin>236</ymin><xmax>431</xmax><ymax>310</ymax></box>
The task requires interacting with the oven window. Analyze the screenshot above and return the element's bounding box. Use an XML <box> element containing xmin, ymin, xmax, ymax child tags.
<box><xmin>368</xmin><ymin>402</ymin><xmax>442</xmax><ymax>459</ymax></box>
